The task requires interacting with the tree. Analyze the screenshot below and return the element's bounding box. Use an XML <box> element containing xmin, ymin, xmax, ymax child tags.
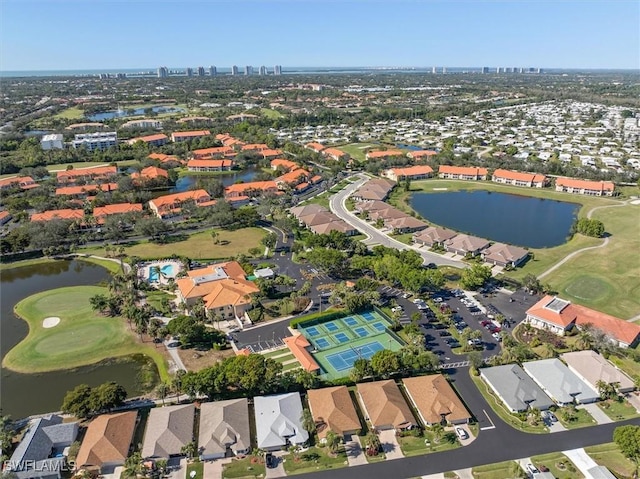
<box><xmin>122</xmin><ymin>452</ymin><xmax>144</xmax><ymax>479</ymax></box>
<box><xmin>0</xmin><ymin>416</ymin><xmax>15</xmax><ymax>463</ymax></box>
<box><xmin>350</xmin><ymin>358</ymin><xmax>373</xmax><ymax>382</ymax></box>
<box><xmin>430</xmin><ymin>424</ymin><xmax>444</xmax><ymax>444</ymax></box>
<box><xmin>90</xmin><ymin>381</ymin><xmax>127</xmax><ymax>413</ymax></box>
<box><xmin>613</xmin><ymin>425</ymin><xmax>640</xmax><ymax>474</ymax></box>
<box><xmin>61</xmin><ymin>384</ymin><xmax>93</xmax><ymax>418</ymax></box>
<box><xmin>181</xmin><ymin>441</ymin><xmax>198</xmax><ymax>459</ymax></box>
<box><xmin>364</xmin><ymin>433</ymin><xmax>381</xmax><ymax>456</ymax></box>
<box><xmin>156</xmin><ymin>382</ymin><xmax>170</xmax><ymax>406</ymax></box>
<box><xmin>370</xmin><ymin>349</ymin><xmax>400</xmax><ymax>378</ymax></box>
<box><xmin>261</xmin><ymin>232</ymin><xmax>277</xmax><ymax>249</ymax></box>
<box><xmin>459</xmin><ymin>264</ymin><xmax>492</xmax><ymax>290</ymax></box>
<box><xmin>522</xmin><ymin>274</ymin><xmax>543</xmax><ymax>293</ymax></box>
<box><xmin>89</xmin><ymin>294</ymin><xmax>109</xmax><ymax>314</ymax></box>
<box><xmin>596</xmin><ymin>380</ymin><xmax>620</xmax><ymax>401</ymax></box>
<box><xmin>575</xmin><ymin>218</ymin><xmax>605</xmax><ymax>238</ymax></box>
<box><xmin>210</xmin><ymin>229</ymin><xmax>219</xmax><ymax>244</ymax></box>
<box><xmin>301</xmin><ymin>408</ymin><xmax>316</xmax><ymax>435</ymax></box>
<box><xmin>325</xmin><ymin>431</ymin><xmax>341</xmax><ymax>454</ymax></box>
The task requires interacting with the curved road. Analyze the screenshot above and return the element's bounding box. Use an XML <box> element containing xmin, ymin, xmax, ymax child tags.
<box><xmin>329</xmin><ymin>174</ymin><xmax>467</xmax><ymax>268</ymax></box>
<box><xmin>301</xmin><ymin>365</ymin><xmax>640</xmax><ymax>479</ymax></box>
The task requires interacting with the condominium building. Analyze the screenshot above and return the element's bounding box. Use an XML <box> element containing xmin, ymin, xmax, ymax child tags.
<box><xmin>72</xmin><ymin>132</ymin><xmax>117</xmax><ymax>151</ymax></box>
<box><xmin>41</xmin><ymin>133</ymin><xmax>64</xmax><ymax>150</ymax></box>
<box><xmin>209</xmin><ymin>65</ymin><xmax>217</xmax><ymax>76</ymax></box>
<box><xmin>274</xmin><ymin>65</ymin><xmax>282</xmax><ymax>75</ymax></box>
<box><xmin>231</xmin><ymin>65</ymin><xmax>239</xmax><ymax>75</ymax></box>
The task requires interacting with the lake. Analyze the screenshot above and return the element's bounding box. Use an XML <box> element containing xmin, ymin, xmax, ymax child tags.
<box><xmin>171</xmin><ymin>166</ymin><xmax>260</xmax><ymax>193</ymax></box>
<box><xmin>1</xmin><ymin>260</ymin><xmax>158</xmax><ymax>419</ymax></box>
<box><xmin>409</xmin><ymin>190</ymin><xmax>580</xmax><ymax>248</ymax></box>
<box><xmin>87</xmin><ymin>105</ymin><xmax>185</xmax><ymax>121</ymax></box>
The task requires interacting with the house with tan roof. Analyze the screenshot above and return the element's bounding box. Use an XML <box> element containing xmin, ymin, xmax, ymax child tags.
<box><xmin>402</xmin><ymin>375</ymin><xmax>471</xmax><ymax>426</ymax></box>
<box><xmin>481</xmin><ymin>242</ymin><xmax>529</xmax><ymax>267</ymax></box>
<box><xmin>93</xmin><ymin>203</ymin><xmax>143</xmax><ymax>223</ymax></box>
<box><xmin>444</xmin><ymin>234</ymin><xmax>490</xmax><ymax>256</ymax></box>
<box><xmin>307</xmin><ymin>386</ymin><xmax>361</xmax><ymax>440</ymax></box>
<box><xmin>31</xmin><ymin>209</ymin><xmax>85</xmax><ymax>223</ymax></box>
<box><xmin>492</xmin><ymin>169</ymin><xmax>547</xmax><ymax>188</ymax></box>
<box><xmin>126</xmin><ymin>134</ymin><xmax>168</xmax><ymax>147</ymax></box>
<box><xmin>171</xmin><ymin>130</ymin><xmax>211</xmax><ymax>142</ymax></box>
<box><xmin>352</xmin><ymin>178</ymin><xmax>395</xmax><ymax>201</ymax></box>
<box><xmin>199</xmin><ymin>399</ymin><xmax>251</xmax><ymax>460</ymax></box>
<box><xmin>148</xmin><ymin>189</ymin><xmax>214</xmax><ymax>218</ymax></box>
<box><xmin>175</xmin><ymin>261</ymin><xmax>259</xmax><ymax>319</ymax></box>
<box><xmin>555</xmin><ymin>177</ymin><xmax>615</xmax><ymax>196</ymax></box>
<box><xmin>282</xmin><ymin>334</ymin><xmax>320</xmax><ymax>373</ymax></box>
<box><xmin>413</xmin><ymin>226</ymin><xmax>457</xmax><ymax>248</ymax></box>
<box><xmin>525</xmin><ymin>295</ymin><xmax>640</xmax><ymax>348</ymax></box>
<box><xmin>75</xmin><ymin>411</ymin><xmax>137</xmax><ymax>473</ymax></box>
<box><xmin>383</xmin><ymin>165</ymin><xmax>433</xmax><ymax>182</ymax></box>
<box><xmin>561</xmin><ymin>350</ymin><xmax>635</xmax><ymax>394</ymax></box>
<box><xmin>356</xmin><ymin>380</ymin><xmax>417</xmax><ymax>431</ymax></box>
<box><xmin>141</xmin><ymin>404</ymin><xmax>195</xmax><ymax>459</ymax></box>
<box><xmin>56</xmin><ymin>166</ymin><xmax>117</xmax><ymax>185</ymax></box>
<box><xmin>187</xmin><ymin>159</ymin><xmax>234</xmax><ymax>172</ymax></box>
<box><xmin>438</xmin><ymin>165</ymin><xmax>488</xmax><ymax>180</ymax></box>
<box><xmin>365</xmin><ymin>150</ymin><xmax>404</xmax><ymax>161</ymax></box>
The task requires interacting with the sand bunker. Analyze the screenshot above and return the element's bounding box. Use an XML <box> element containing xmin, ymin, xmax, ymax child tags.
<box><xmin>630</xmin><ymin>199</ymin><xmax>640</xmax><ymax>205</ymax></box>
<box><xmin>42</xmin><ymin>317</ymin><xmax>61</xmax><ymax>328</ymax></box>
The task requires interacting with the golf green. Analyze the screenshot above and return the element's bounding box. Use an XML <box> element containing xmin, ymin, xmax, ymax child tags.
<box><xmin>564</xmin><ymin>275</ymin><xmax>613</xmax><ymax>302</ymax></box>
<box><xmin>4</xmin><ymin>286</ymin><xmax>157</xmax><ymax>374</ymax></box>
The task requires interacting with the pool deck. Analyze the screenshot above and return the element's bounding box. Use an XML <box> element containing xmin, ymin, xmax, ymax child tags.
<box><xmin>138</xmin><ymin>260</ymin><xmax>183</xmax><ymax>286</ymax></box>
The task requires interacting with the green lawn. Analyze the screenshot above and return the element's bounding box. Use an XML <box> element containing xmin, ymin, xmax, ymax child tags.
<box><xmin>80</xmin><ymin>227</ymin><xmax>267</xmax><ymax>260</ymax></box>
<box><xmin>556</xmin><ymin>407</ymin><xmax>596</xmax><ymax>429</ymax></box>
<box><xmin>260</xmin><ymin>108</ymin><xmax>283</xmax><ymax>119</ymax></box>
<box><xmin>282</xmin><ymin>447</ymin><xmax>348</xmax><ymax>475</ymax></box>
<box><xmin>53</xmin><ymin>106</ymin><xmax>85</xmax><ymax>119</ymax></box>
<box><xmin>531</xmin><ymin>452</ymin><xmax>584</xmax><ymax>479</ymax></box>
<box><xmin>222</xmin><ymin>457</ymin><xmax>266</xmax><ymax>479</ymax></box>
<box><xmin>395</xmin><ymin>179</ymin><xmax>640</xmax><ymax>319</ymax></box>
<box><xmin>585</xmin><ymin>442</ymin><xmax>638</xmax><ymax>479</ymax></box>
<box><xmin>186</xmin><ymin>461</ymin><xmax>204</xmax><ymax>479</ymax></box>
<box><xmin>335</xmin><ymin>143</ymin><xmax>377</xmax><ymax>162</ymax></box>
<box><xmin>4</xmin><ymin>286</ymin><xmax>169</xmax><ymax>380</ymax></box>
<box><xmin>471</xmin><ymin>372</ymin><xmax>547</xmax><ymax>434</ymax></box>
<box><xmin>597</xmin><ymin>398</ymin><xmax>640</xmax><ymax>421</ymax></box>
<box><xmin>397</xmin><ymin>431</ymin><xmax>459</xmax><ymax>457</ymax></box>
<box><xmin>609</xmin><ymin>354</ymin><xmax>640</xmax><ymax>381</ymax></box>
<box><xmin>145</xmin><ymin>290</ymin><xmax>174</xmax><ymax>314</ymax></box>
<box><xmin>472</xmin><ymin>461</ymin><xmax>521</xmax><ymax>479</ymax></box>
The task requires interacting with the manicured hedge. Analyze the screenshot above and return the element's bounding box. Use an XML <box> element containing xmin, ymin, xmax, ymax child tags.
<box><xmin>289</xmin><ymin>309</ymin><xmax>348</xmax><ymax>329</ymax></box>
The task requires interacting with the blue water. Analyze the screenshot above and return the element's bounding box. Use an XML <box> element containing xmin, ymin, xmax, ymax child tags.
<box><xmin>88</xmin><ymin>106</ymin><xmax>185</xmax><ymax>121</ymax></box>
<box><xmin>171</xmin><ymin>167</ymin><xmax>259</xmax><ymax>192</ymax></box>
<box><xmin>362</xmin><ymin>312</ymin><xmax>377</xmax><ymax>321</ymax></box>
<box><xmin>410</xmin><ymin>190</ymin><xmax>580</xmax><ymax>248</ymax></box>
<box><xmin>396</xmin><ymin>143</ymin><xmax>422</xmax><ymax>151</ymax></box>
<box><xmin>148</xmin><ymin>264</ymin><xmax>174</xmax><ymax>282</ymax></box>
<box><xmin>372</xmin><ymin>322</ymin><xmax>386</xmax><ymax>332</ymax></box>
<box><xmin>343</xmin><ymin>317</ymin><xmax>358</xmax><ymax>327</ymax></box>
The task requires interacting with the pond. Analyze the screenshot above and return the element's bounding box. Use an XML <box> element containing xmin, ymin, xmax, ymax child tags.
<box><xmin>409</xmin><ymin>190</ymin><xmax>580</xmax><ymax>248</ymax></box>
<box><xmin>171</xmin><ymin>166</ymin><xmax>260</xmax><ymax>193</ymax></box>
<box><xmin>87</xmin><ymin>105</ymin><xmax>185</xmax><ymax>121</ymax></box>
<box><xmin>1</xmin><ymin>260</ymin><xmax>158</xmax><ymax>419</ymax></box>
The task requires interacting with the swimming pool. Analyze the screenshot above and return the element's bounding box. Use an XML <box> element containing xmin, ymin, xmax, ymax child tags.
<box><xmin>148</xmin><ymin>264</ymin><xmax>174</xmax><ymax>282</ymax></box>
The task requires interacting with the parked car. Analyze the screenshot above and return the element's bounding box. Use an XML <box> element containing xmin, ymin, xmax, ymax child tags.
<box><xmin>265</xmin><ymin>453</ymin><xmax>276</xmax><ymax>469</ymax></box>
<box><xmin>433</xmin><ymin>297</ymin><xmax>443</xmax><ymax>303</ymax></box>
<box><xmin>492</xmin><ymin>332</ymin><xmax>502</xmax><ymax>341</ymax></box>
<box><xmin>455</xmin><ymin>427</ymin><xmax>469</xmax><ymax>440</ymax></box>
<box><xmin>526</xmin><ymin>464</ymin><xmax>539</xmax><ymax>475</ymax></box>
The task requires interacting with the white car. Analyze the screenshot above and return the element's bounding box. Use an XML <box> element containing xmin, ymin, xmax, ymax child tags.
<box><xmin>526</xmin><ymin>464</ymin><xmax>539</xmax><ymax>475</ymax></box>
<box><xmin>391</xmin><ymin>306</ymin><xmax>403</xmax><ymax>313</ymax></box>
<box><xmin>455</xmin><ymin>426</ymin><xmax>468</xmax><ymax>440</ymax></box>
<box><xmin>433</xmin><ymin>297</ymin><xmax>443</xmax><ymax>303</ymax></box>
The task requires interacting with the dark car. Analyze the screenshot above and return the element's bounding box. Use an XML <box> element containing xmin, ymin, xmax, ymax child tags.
<box><xmin>265</xmin><ymin>453</ymin><xmax>276</xmax><ymax>469</ymax></box>
<box><xmin>424</xmin><ymin>263</ymin><xmax>437</xmax><ymax>269</ymax></box>
<box><xmin>438</xmin><ymin>330</ymin><xmax>452</xmax><ymax>337</ymax></box>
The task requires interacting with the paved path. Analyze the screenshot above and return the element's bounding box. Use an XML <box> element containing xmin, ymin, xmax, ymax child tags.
<box><xmin>562</xmin><ymin>448</ymin><xmax>598</xmax><ymax>478</ymax></box>
<box><xmin>164</xmin><ymin>339</ymin><xmax>187</xmax><ymax>372</ymax></box>
<box><xmin>203</xmin><ymin>458</ymin><xmax>232</xmax><ymax>479</ymax></box>
<box><xmin>266</xmin><ymin>453</ymin><xmax>287</xmax><ymax>478</ymax></box>
<box><xmin>345</xmin><ymin>436</ymin><xmax>368</xmax><ymax>466</ymax></box>
<box><xmin>328</xmin><ymin>174</ymin><xmax>467</xmax><ymax>268</ymax></box>
<box><xmin>452</xmin><ymin>468</ymin><xmax>473</xmax><ymax>479</ymax></box>
<box><xmin>577</xmin><ymin>403</ymin><xmax>612</xmax><ymax>425</ymax></box>
<box><xmin>379</xmin><ymin>429</ymin><xmax>404</xmax><ymax>460</ymax></box>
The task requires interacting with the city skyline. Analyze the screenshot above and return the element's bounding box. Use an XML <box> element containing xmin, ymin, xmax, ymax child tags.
<box><xmin>1</xmin><ymin>0</ymin><xmax>639</xmax><ymax>71</ymax></box>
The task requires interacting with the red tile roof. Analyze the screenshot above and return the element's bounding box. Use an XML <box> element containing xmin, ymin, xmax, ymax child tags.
<box><xmin>439</xmin><ymin>165</ymin><xmax>488</xmax><ymax>176</ymax></box>
<box><xmin>192</xmin><ymin>146</ymin><xmax>236</xmax><ymax>158</ymax></box>
<box><xmin>305</xmin><ymin>142</ymin><xmax>326</xmax><ymax>152</ymax></box>
<box><xmin>556</xmin><ymin>177</ymin><xmax>615</xmax><ymax>192</ymax></box>
<box><xmin>187</xmin><ymin>159</ymin><xmax>234</xmax><ymax>169</ymax></box>
<box><xmin>31</xmin><ymin>208</ymin><xmax>85</xmax><ymax>222</ymax></box>
<box><xmin>56</xmin><ymin>183</ymin><xmax>118</xmax><ymax>196</ymax></box>
<box><xmin>224</xmin><ymin>181</ymin><xmax>279</xmax><ymax>197</ymax></box>
<box><xmin>56</xmin><ymin>166</ymin><xmax>117</xmax><ymax>182</ymax></box>
<box><xmin>283</xmin><ymin>334</ymin><xmax>320</xmax><ymax>372</ymax></box>
<box><xmin>0</xmin><ymin>176</ymin><xmax>38</xmax><ymax>189</ymax></box>
<box><xmin>387</xmin><ymin>165</ymin><xmax>433</xmax><ymax>177</ymax></box>
<box><xmin>493</xmin><ymin>169</ymin><xmax>547</xmax><ymax>183</ymax></box>
<box><xmin>241</xmin><ymin>143</ymin><xmax>269</xmax><ymax>151</ymax></box>
<box><xmin>323</xmin><ymin>148</ymin><xmax>347</xmax><ymax>159</ymax></box>
<box><xmin>171</xmin><ymin>130</ymin><xmax>211</xmax><ymax>140</ymax></box>
<box><xmin>276</xmin><ymin>168</ymin><xmax>309</xmax><ymax>185</ymax></box>
<box><xmin>271</xmin><ymin>158</ymin><xmax>299</xmax><ymax>171</ymax></box>
<box><xmin>366</xmin><ymin>149</ymin><xmax>404</xmax><ymax>159</ymax></box>
<box><xmin>408</xmin><ymin>150</ymin><xmax>438</xmax><ymax>158</ymax></box>
<box><xmin>127</xmin><ymin>134</ymin><xmax>168</xmax><ymax>144</ymax></box>
<box><xmin>132</xmin><ymin>166</ymin><xmax>169</xmax><ymax>180</ymax></box>
<box><xmin>93</xmin><ymin>203</ymin><xmax>142</xmax><ymax>219</ymax></box>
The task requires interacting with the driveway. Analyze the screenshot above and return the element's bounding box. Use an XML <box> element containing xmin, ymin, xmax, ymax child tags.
<box><xmin>266</xmin><ymin>452</ymin><xmax>287</xmax><ymax>478</ymax></box>
<box><xmin>203</xmin><ymin>458</ymin><xmax>233</xmax><ymax>479</ymax></box>
<box><xmin>577</xmin><ymin>403</ymin><xmax>612</xmax><ymax>425</ymax></box>
<box><xmin>328</xmin><ymin>174</ymin><xmax>466</xmax><ymax>268</ymax></box>
<box><xmin>344</xmin><ymin>435</ymin><xmax>368</xmax><ymax>466</ymax></box>
<box><xmin>378</xmin><ymin>429</ymin><xmax>404</xmax><ymax>460</ymax></box>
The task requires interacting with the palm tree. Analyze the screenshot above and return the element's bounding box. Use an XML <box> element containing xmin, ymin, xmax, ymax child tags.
<box><xmin>301</xmin><ymin>408</ymin><xmax>316</xmax><ymax>435</ymax></box>
<box><xmin>156</xmin><ymin>382</ymin><xmax>169</xmax><ymax>406</ymax></box>
<box><xmin>325</xmin><ymin>431</ymin><xmax>341</xmax><ymax>454</ymax></box>
<box><xmin>364</xmin><ymin>432</ymin><xmax>381</xmax><ymax>456</ymax></box>
<box><xmin>89</xmin><ymin>294</ymin><xmax>109</xmax><ymax>314</ymax></box>
<box><xmin>430</xmin><ymin>424</ymin><xmax>444</xmax><ymax>444</ymax></box>
<box><xmin>122</xmin><ymin>452</ymin><xmax>143</xmax><ymax>479</ymax></box>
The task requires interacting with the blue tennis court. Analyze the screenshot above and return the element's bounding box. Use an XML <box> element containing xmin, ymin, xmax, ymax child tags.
<box><xmin>305</xmin><ymin>326</ymin><xmax>320</xmax><ymax>337</ymax></box>
<box><xmin>354</xmin><ymin>327</ymin><xmax>369</xmax><ymax>337</ymax></box>
<box><xmin>324</xmin><ymin>322</ymin><xmax>339</xmax><ymax>332</ymax></box>
<box><xmin>343</xmin><ymin>316</ymin><xmax>359</xmax><ymax>327</ymax></box>
<box><xmin>372</xmin><ymin>322</ymin><xmax>386</xmax><ymax>332</ymax></box>
<box><xmin>325</xmin><ymin>341</ymin><xmax>386</xmax><ymax>371</ymax></box>
<box><xmin>361</xmin><ymin>312</ymin><xmax>377</xmax><ymax>321</ymax></box>
<box><xmin>315</xmin><ymin>337</ymin><xmax>330</xmax><ymax>349</ymax></box>
<box><xmin>334</xmin><ymin>332</ymin><xmax>350</xmax><ymax>343</ymax></box>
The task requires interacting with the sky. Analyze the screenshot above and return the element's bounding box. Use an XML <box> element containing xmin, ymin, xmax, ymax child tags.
<box><xmin>1</xmin><ymin>0</ymin><xmax>639</xmax><ymax>71</ymax></box>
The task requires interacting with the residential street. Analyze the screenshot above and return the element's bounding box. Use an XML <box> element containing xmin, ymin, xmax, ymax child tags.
<box><xmin>328</xmin><ymin>174</ymin><xmax>467</xmax><ymax>268</ymax></box>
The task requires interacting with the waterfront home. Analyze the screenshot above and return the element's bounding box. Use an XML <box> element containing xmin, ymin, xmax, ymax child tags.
<box><xmin>352</xmin><ymin>178</ymin><xmax>395</xmax><ymax>201</ymax></box>
<box><xmin>148</xmin><ymin>190</ymin><xmax>215</xmax><ymax>219</ymax></box>
<box><xmin>271</xmin><ymin>158</ymin><xmax>299</xmax><ymax>172</ymax></box>
<box><xmin>224</xmin><ymin>181</ymin><xmax>279</xmax><ymax>199</ymax></box>
<box><xmin>408</xmin><ymin>150</ymin><xmax>438</xmax><ymax>161</ymax></box>
<box><xmin>443</xmin><ymin>234</ymin><xmax>490</xmax><ymax>256</ymax></box>
<box><xmin>254</xmin><ymin>393</ymin><xmax>309</xmax><ymax>451</ymax></box>
<box><xmin>131</xmin><ymin>166</ymin><xmax>170</xmax><ymax>182</ymax></box>
<box><xmin>438</xmin><ymin>165</ymin><xmax>488</xmax><ymax>180</ymax></box>
<box><xmin>491</xmin><ymin>169</ymin><xmax>547</xmax><ymax>188</ymax></box>
<box><xmin>382</xmin><ymin>165</ymin><xmax>434</xmax><ymax>182</ymax></box>
<box><xmin>191</xmin><ymin>146</ymin><xmax>236</xmax><ymax>159</ymax></box>
<box><xmin>186</xmin><ymin>159</ymin><xmax>234</xmax><ymax>172</ymax></box>
<box><xmin>141</xmin><ymin>404</ymin><xmax>195</xmax><ymax>459</ymax></box>
<box><xmin>412</xmin><ymin>226</ymin><xmax>457</xmax><ymax>247</ymax></box>
<box><xmin>198</xmin><ymin>399</ymin><xmax>251</xmax><ymax>460</ymax></box>
<box><xmin>365</xmin><ymin>149</ymin><xmax>404</xmax><ymax>161</ymax></box>
<box><xmin>481</xmin><ymin>242</ymin><xmax>529</xmax><ymax>267</ymax></box>
<box><xmin>402</xmin><ymin>375</ymin><xmax>471</xmax><ymax>426</ymax></box>
<box><xmin>126</xmin><ymin>134</ymin><xmax>168</xmax><ymax>147</ymax></box>
<box><xmin>555</xmin><ymin>177</ymin><xmax>615</xmax><ymax>196</ymax></box>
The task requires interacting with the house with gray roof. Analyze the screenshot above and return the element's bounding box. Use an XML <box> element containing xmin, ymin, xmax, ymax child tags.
<box><xmin>587</xmin><ymin>466</ymin><xmax>617</xmax><ymax>479</ymax></box>
<box><xmin>480</xmin><ymin>364</ymin><xmax>555</xmax><ymax>412</ymax></box>
<box><xmin>198</xmin><ymin>399</ymin><xmax>250</xmax><ymax>460</ymax></box>
<box><xmin>141</xmin><ymin>404</ymin><xmax>195</xmax><ymax>459</ymax></box>
<box><xmin>444</xmin><ymin>234</ymin><xmax>490</xmax><ymax>256</ymax></box>
<box><xmin>481</xmin><ymin>242</ymin><xmax>529</xmax><ymax>267</ymax></box>
<box><xmin>254</xmin><ymin>393</ymin><xmax>309</xmax><ymax>451</ymax></box>
<box><xmin>8</xmin><ymin>415</ymin><xmax>78</xmax><ymax>479</ymax></box>
<box><xmin>523</xmin><ymin>358</ymin><xmax>600</xmax><ymax>406</ymax></box>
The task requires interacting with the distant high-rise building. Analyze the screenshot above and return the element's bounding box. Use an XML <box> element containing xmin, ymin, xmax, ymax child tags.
<box><xmin>431</xmin><ymin>66</ymin><xmax>437</xmax><ymax>74</ymax></box>
<box><xmin>496</xmin><ymin>67</ymin><xmax>501</xmax><ymax>73</ymax></box>
<box><xmin>244</xmin><ymin>65</ymin><xmax>253</xmax><ymax>75</ymax></box>
<box><xmin>209</xmin><ymin>65</ymin><xmax>217</xmax><ymax>76</ymax></box>
<box><xmin>259</xmin><ymin>65</ymin><xmax>267</xmax><ymax>75</ymax></box>
<box><xmin>274</xmin><ymin>65</ymin><xmax>282</xmax><ymax>75</ymax></box>
<box><xmin>481</xmin><ymin>67</ymin><xmax>489</xmax><ymax>74</ymax></box>
<box><xmin>442</xmin><ymin>67</ymin><xmax>447</xmax><ymax>74</ymax></box>
<box><xmin>157</xmin><ymin>66</ymin><xmax>168</xmax><ymax>78</ymax></box>
<box><xmin>197</xmin><ymin>66</ymin><xmax>205</xmax><ymax>76</ymax></box>
<box><xmin>537</xmin><ymin>68</ymin><xmax>543</xmax><ymax>74</ymax></box>
<box><xmin>231</xmin><ymin>65</ymin><xmax>239</xmax><ymax>75</ymax></box>
<box><xmin>186</xmin><ymin>67</ymin><xmax>193</xmax><ymax>77</ymax></box>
